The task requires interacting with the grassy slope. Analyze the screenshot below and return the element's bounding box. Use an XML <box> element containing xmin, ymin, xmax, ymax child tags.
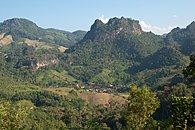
<box><xmin>36</xmin><ymin>70</ymin><xmax>78</xmax><ymax>84</ymax></box>
<box><xmin>0</xmin><ymin>76</ymin><xmax>41</xmax><ymax>99</ymax></box>
<box><xmin>0</xmin><ymin>74</ymin><xmax>126</xmax><ymax>106</ymax></box>
<box><xmin>90</xmin><ymin>68</ymin><xmax>116</xmax><ymax>85</ymax></box>
<box><xmin>45</xmin><ymin>87</ymin><xmax>127</xmax><ymax>106</ymax></box>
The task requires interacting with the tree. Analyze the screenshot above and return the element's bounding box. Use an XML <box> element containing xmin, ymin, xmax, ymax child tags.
<box><xmin>0</xmin><ymin>100</ymin><xmax>29</xmax><ymax>130</ymax></box>
<box><xmin>170</xmin><ymin>96</ymin><xmax>195</xmax><ymax>130</ymax></box>
<box><xmin>183</xmin><ymin>55</ymin><xmax>195</xmax><ymax>83</ymax></box>
<box><xmin>125</xmin><ymin>85</ymin><xmax>160</xmax><ymax>130</ymax></box>
<box><xmin>62</xmin><ymin>95</ymin><xmax>92</xmax><ymax>129</ymax></box>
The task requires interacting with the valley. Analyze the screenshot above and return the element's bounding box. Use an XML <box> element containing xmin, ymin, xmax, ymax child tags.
<box><xmin>0</xmin><ymin>17</ymin><xmax>194</xmax><ymax>129</ymax></box>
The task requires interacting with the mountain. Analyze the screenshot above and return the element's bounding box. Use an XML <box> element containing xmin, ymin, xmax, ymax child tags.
<box><xmin>64</xmin><ymin>17</ymin><xmax>194</xmax><ymax>87</ymax></box>
<box><xmin>83</xmin><ymin>17</ymin><xmax>142</xmax><ymax>41</ymax></box>
<box><xmin>0</xmin><ymin>17</ymin><xmax>194</xmax><ymax>88</ymax></box>
<box><xmin>143</xmin><ymin>46</ymin><xmax>188</xmax><ymax>69</ymax></box>
<box><xmin>67</xmin><ymin>17</ymin><xmax>164</xmax><ymax>67</ymax></box>
<box><xmin>65</xmin><ymin>17</ymin><xmax>166</xmax><ymax>86</ymax></box>
<box><xmin>165</xmin><ymin>21</ymin><xmax>195</xmax><ymax>55</ymax></box>
<box><xmin>82</xmin><ymin>17</ymin><xmax>163</xmax><ymax>58</ymax></box>
<box><xmin>0</xmin><ymin>18</ymin><xmax>44</xmax><ymax>40</ymax></box>
<box><xmin>0</xmin><ymin>18</ymin><xmax>86</xmax><ymax>47</ymax></box>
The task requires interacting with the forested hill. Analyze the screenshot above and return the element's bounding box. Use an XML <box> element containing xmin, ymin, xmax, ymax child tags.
<box><xmin>65</xmin><ymin>17</ymin><xmax>193</xmax><ymax>87</ymax></box>
<box><xmin>0</xmin><ymin>17</ymin><xmax>194</xmax><ymax>88</ymax></box>
<box><xmin>0</xmin><ymin>18</ymin><xmax>86</xmax><ymax>47</ymax></box>
<box><xmin>165</xmin><ymin>21</ymin><xmax>195</xmax><ymax>55</ymax></box>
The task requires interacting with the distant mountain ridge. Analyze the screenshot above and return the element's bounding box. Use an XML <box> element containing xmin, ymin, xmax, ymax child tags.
<box><xmin>165</xmin><ymin>21</ymin><xmax>195</xmax><ymax>55</ymax></box>
<box><xmin>0</xmin><ymin>18</ymin><xmax>86</xmax><ymax>47</ymax></box>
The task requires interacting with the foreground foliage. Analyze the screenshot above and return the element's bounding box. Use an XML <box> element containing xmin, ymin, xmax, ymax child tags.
<box><xmin>171</xmin><ymin>96</ymin><xmax>195</xmax><ymax>130</ymax></box>
<box><xmin>125</xmin><ymin>86</ymin><xmax>160</xmax><ymax>130</ymax></box>
<box><xmin>0</xmin><ymin>100</ymin><xmax>29</xmax><ymax>130</ymax></box>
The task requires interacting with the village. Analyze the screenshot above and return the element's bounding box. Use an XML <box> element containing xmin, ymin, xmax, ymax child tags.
<box><xmin>75</xmin><ymin>83</ymin><xmax>128</xmax><ymax>93</ymax></box>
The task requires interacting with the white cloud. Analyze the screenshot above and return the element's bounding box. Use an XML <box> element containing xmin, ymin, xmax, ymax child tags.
<box><xmin>98</xmin><ymin>15</ymin><xmax>109</xmax><ymax>24</ymax></box>
<box><xmin>139</xmin><ymin>21</ymin><xmax>176</xmax><ymax>35</ymax></box>
<box><xmin>139</xmin><ymin>21</ymin><xmax>175</xmax><ymax>35</ymax></box>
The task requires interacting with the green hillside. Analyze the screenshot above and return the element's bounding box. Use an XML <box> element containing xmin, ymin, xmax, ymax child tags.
<box><xmin>64</xmin><ymin>17</ymin><xmax>192</xmax><ymax>87</ymax></box>
<box><xmin>165</xmin><ymin>21</ymin><xmax>195</xmax><ymax>55</ymax></box>
<box><xmin>0</xmin><ymin>76</ymin><xmax>41</xmax><ymax>99</ymax></box>
<box><xmin>0</xmin><ymin>17</ymin><xmax>194</xmax><ymax>88</ymax></box>
<box><xmin>0</xmin><ymin>18</ymin><xmax>86</xmax><ymax>47</ymax></box>
<box><xmin>0</xmin><ymin>17</ymin><xmax>195</xmax><ymax>129</ymax></box>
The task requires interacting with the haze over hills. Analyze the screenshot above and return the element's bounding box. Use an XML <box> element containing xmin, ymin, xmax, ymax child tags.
<box><xmin>0</xmin><ymin>17</ymin><xmax>194</xmax><ymax>88</ymax></box>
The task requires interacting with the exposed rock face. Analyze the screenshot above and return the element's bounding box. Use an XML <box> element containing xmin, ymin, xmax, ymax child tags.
<box><xmin>106</xmin><ymin>17</ymin><xmax>142</xmax><ymax>35</ymax></box>
<box><xmin>58</xmin><ymin>46</ymin><xmax>68</xmax><ymax>53</ymax></box>
<box><xmin>83</xmin><ymin>17</ymin><xmax>142</xmax><ymax>42</ymax></box>
<box><xmin>36</xmin><ymin>59</ymin><xmax>58</xmax><ymax>69</ymax></box>
<box><xmin>0</xmin><ymin>34</ymin><xmax>13</xmax><ymax>47</ymax></box>
<box><xmin>35</xmin><ymin>53</ymin><xmax>59</xmax><ymax>69</ymax></box>
<box><xmin>132</xmin><ymin>22</ymin><xmax>142</xmax><ymax>34</ymax></box>
<box><xmin>0</xmin><ymin>33</ymin><xmax>5</xmax><ymax>39</ymax></box>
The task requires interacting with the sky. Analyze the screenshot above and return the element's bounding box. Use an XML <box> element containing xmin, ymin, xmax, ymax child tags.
<box><xmin>0</xmin><ymin>0</ymin><xmax>195</xmax><ymax>35</ymax></box>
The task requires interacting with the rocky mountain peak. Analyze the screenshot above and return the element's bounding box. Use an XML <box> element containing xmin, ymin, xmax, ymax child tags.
<box><xmin>107</xmin><ymin>17</ymin><xmax>142</xmax><ymax>33</ymax></box>
<box><xmin>83</xmin><ymin>17</ymin><xmax>142</xmax><ymax>41</ymax></box>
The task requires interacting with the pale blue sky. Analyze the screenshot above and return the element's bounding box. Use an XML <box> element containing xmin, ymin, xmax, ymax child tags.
<box><xmin>0</xmin><ymin>0</ymin><xmax>195</xmax><ymax>34</ymax></box>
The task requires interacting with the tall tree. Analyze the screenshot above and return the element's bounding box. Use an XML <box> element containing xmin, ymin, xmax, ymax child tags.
<box><xmin>125</xmin><ymin>85</ymin><xmax>160</xmax><ymax>130</ymax></box>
